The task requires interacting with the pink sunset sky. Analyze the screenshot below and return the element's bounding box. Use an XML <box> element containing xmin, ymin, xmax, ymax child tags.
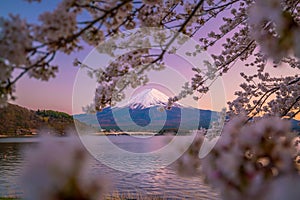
<box><xmin>1</xmin><ymin>1</ymin><xmax>298</xmax><ymax>115</ymax></box>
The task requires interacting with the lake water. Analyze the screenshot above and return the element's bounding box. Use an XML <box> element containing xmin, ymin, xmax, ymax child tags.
<box><xmin>0</xmin><ymin>136</ymin><xmax>220</xmax><ymax>199</ymax></box>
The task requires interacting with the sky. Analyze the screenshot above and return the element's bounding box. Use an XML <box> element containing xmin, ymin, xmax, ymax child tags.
<box><xmin>1</xmin><ymin>1</ymin><xmax>298</xmax><ymax>115</ymax></box>
<box><xmin>1</xmin><ymin>0</ymin><xmax>91</xmax><ymax>113</ymax></box>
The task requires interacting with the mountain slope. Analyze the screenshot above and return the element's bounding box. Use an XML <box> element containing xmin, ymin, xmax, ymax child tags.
<box><xmin>75</xmin><ymin>88</ymin><xmax>300</xmax><ymax>133</ymax></box>
<box><xmin>95</xmin><ymin>89</ymin><xmax>217</xmax><ymax>132</ymax></box>
<box><xmin>0</xmin><ymin>104</ymin><xmax>96</xmax><ymax>136</ymax></box>
<box><xmin>0</xmin><ymin>104</ymin><xmax>39</xmax><ymax>135</ymax></box>
<box><xmin>77</xmin><ymin>107</ymin><xmax>300</xmax><ymax>133</ymax></box>
<box><xmin>94</xmin><ymin>106</ymin><xmax>216</xmax><ymax>132</ymax></box>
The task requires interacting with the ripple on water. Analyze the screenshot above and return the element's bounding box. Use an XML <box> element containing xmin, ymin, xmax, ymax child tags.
<box><xmin>0</xmin><ymin>136</ymin><xmax>221</xmax><ymax>199</ymax></box>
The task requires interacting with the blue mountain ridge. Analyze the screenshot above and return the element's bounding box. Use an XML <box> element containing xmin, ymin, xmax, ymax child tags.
<box><xmin>95</xmin><ymin>106</ymin><xmax>218</xmax><ymax>133</ymax></box>
<box><xmin>74</xmin><ymin>106</ymin><xmax>300</xmax><ymax>133</ymax></box>
<box><xmin>73</xmin><ymin>87</ymin><xmax>299</xmax><ymax>133</ymax></box>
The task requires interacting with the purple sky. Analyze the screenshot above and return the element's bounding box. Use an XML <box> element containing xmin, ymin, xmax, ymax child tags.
<box><xmin>1</xmin><ymin>0</ymin><xmax>90</xmax><ymax>113</ymax></box>
<box><xmin>1</xmin><ymin>1</ymin><xmax>298</xmax><ymax>115</ymax></box>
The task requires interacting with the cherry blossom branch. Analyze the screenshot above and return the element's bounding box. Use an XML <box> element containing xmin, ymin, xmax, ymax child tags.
<box><xmin>245</xmin><ymin>77</ymin><xmax>300</xmax><ymax>121</ymax></box>
<box><xmin>281</xmin><ymin>95</ymin><xmax>300</xmax><ymax>118</ymax></box>
<box><xmin>203</xmin><ymin>0</ymin><xmax>239</xmax><ymax>13</ymax></box>
<box><xmin>8</xmin><ymin>51</ymin><xmax>57</xmax><ymax>88</ymax></box>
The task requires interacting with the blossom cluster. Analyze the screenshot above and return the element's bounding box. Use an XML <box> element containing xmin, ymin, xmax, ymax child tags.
<box><xmin>248</xmin><ymin>0</ymin><xmax>300</xmax><ymax>62</ymax></box>
<box><xmin>228</xmin><ymin>63</ymin><xmax>300</xmax><ymax>119</ymax></box>
<box><xmin>0</xmin><ymin>14</ymin><xmax>33</xmax><ymax>106</ymax></box>
<box><xmin>175</xmin><ymin>114</ymin><xmax>300</xmax><ymax>199</ymax></box>
<box><xmin>201</xmin><ymin>116</ymin><xmax>299</xmax><ymax>200</ymax></box>
<box><xmin>34</xmin><ymin>1</ymin><xmax>79</xmax><ymax>54</ymax></box>
<box><xmin>21</xmin><ymin>136</ymin><xmax>109</xmax><ymax>200</ymax></box>
<box><xmin>176</xmin><ymin>109</ymin><xmax>226</xmax><ymax>176</ymax></box>
<box><xmin>176</xmin><ymin>131</ymin><xmax>204</xmax><ymax>177</ymax></box>
<box><xmin>0</xmin><ymin>15</ymin><xmax>32</xmax><ymax>66</ymax></box>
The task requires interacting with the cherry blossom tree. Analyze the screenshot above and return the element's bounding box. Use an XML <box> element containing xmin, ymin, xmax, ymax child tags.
<box><xmin>0</xmin><ymin>0</ymin><xmax>299</xmax><ymax>118</ymax></box>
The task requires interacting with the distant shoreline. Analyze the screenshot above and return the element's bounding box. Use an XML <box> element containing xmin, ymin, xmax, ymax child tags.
<box><xmin>0</xmin><ymin>134</ymin><xmax>38</xmax><ymax>138</ymax></box>
<box><xmin>0</xmin><ymin>131</ymin><xmax>195</xmax><ymax>139</ymax></box>
<box><xmin>91</xmin><ymin>132</ymin><xmax>157</xmax><ymax>136</ymax></box>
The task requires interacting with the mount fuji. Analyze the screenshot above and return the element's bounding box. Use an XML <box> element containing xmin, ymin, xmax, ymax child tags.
<box><xmin>121</xmin><ymin>88</ymin><xmax>182</xmax><ymax>109</ymax></box>
<box><xmin>74</xmin><ymin>89</ymin><xmax>300</xmax><ymax>133</ymax></box>
<box><xmin>75</xmin><ymin>89</ymin><xmax>217</xmax><ymax>133</ymax></box>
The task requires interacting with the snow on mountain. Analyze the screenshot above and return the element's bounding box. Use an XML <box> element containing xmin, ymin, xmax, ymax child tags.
<box><xmin>124</xmin><ymin>88</ymin><xmax>181</xmax><ymax>109</ymax></box>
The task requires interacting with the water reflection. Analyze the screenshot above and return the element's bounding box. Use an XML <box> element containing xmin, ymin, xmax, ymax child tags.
<box><xmin>107</xmin><ymin>135</ymin><xmax>168</xmax><ymax>153</ymax></box>
<box><xmin>0</xmin><ymin>136</ymin><xmax>220</xmax><ymax>199</ymax></box>
<box><xmin>0</xmin><ymin>142</ymin><xmax>25</xmax><ymax>197</ymax></box>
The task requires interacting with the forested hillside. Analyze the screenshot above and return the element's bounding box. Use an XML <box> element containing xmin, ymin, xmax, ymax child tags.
<box><xmin>0</xmin><ymin>104</ymin><xmax>96</xmax><ymax>136</ymax></box>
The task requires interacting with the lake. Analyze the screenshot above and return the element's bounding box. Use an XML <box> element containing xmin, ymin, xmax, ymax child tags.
<box><xmin>0</xmin><ymin>136</ymin><xmax>220</xmax><ymax>199</ymax></box>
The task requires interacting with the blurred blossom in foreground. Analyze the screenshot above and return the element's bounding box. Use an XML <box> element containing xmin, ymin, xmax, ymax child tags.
<box><xmin>202</xmin><ymin>116</ymin><xmax>300</xmax><ymax>200</ymax></box>
<box><xmin>21</xmin><ymin>136</ymin><xmax>109</xmax><ymax>200</ymax></box>
<box><xmin>248</xmin><ymin>0</ymin><xmax>300</xmax><ymax>61</ymax></box>
<box><xmin>176</xmin><ymin>116</ymin><xmax>300</xmax><ymax>199</ymax></box>
<box><xmin>176</xmin><ymin>131</ymin><xmax>204</xmax><ymax>177</ymax></box>
<box><xmin>265</xmin><ymin>174</ymin><xmax>300</xmax><ymax>200</ymax></box>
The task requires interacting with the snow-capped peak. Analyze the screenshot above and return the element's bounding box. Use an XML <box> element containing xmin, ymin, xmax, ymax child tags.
<box><xmin>125</xmin><ymin>89</ymin><xmax>175</xmax><ymax>109</ymax></box>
